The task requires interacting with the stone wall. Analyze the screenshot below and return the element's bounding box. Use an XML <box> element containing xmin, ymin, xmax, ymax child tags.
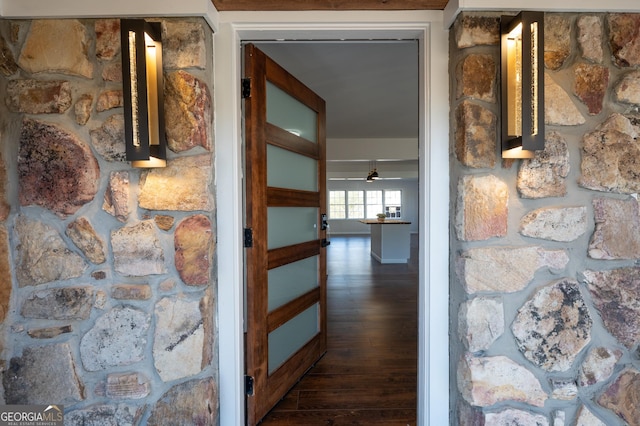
<box><xmin>452</xmin><ymin>12</ymin><xmax>640</xmax><ymax>425</ymax></box>
<box><xmin>0</xmin><ymin>18</ymin><xmax>218</xmax><ymax>424</ymax></box>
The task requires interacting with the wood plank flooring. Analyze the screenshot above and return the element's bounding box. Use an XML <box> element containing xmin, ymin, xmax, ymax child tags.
<box><xmin>260</xmin><ymin>235</ymin><xmax>418</xmax><ymax>425</ymax></box>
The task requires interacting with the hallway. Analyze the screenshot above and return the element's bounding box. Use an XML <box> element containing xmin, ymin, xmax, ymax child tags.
<box><xmin>260</xmin><ymin>235</ymin><xmax>418</xmax><ymax>425</ymax></box>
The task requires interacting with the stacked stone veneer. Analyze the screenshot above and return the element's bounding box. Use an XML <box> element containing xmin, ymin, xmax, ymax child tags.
<box><xmin>453</xmin><ymin>13</ymin><xmax>640</xmax><ymax>426</ymax></box>
<box><xmin>0</xmin><ymin>18</ymin><xmax>218</xmax><ymax>424</ymax></box>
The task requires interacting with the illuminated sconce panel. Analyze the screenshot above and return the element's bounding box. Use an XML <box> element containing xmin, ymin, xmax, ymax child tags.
<box><xmin>501</xmin><ymin>12</ymin><xmax>545</xmax><ymax>159</ymax></box>
<box><xmin>121</xmin><ymin>19</ymin><xmax>167</xmax><ymax>168</ymax></box>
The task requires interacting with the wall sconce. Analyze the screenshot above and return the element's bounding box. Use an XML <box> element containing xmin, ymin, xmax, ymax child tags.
<box><xmin>121</xmin><ymin>19</ymin><xmax>167</xmax><ymax>168</ymax></box>
<box><xmin>501</xmin><ymin>12</ymin><xmax>545</xmax><ymax>159</ymax></box>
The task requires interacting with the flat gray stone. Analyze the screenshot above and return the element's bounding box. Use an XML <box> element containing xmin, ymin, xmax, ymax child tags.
<box><xmin>21</xmin><ymin>286</ymin><xmax>94</xmax><ymax>320</ymax></box>
<box><xmin>615</xmin><ymin>70</ymin><xmax>640</xmax><ymax>105</ymax></box>
<box><xmin>15</xmin><ymin>216</ymin><xmax>87</xmax><ymax>287</ymax></box>
<box><xmin>163</xmin><ymin>20</ymin><xmax>207</xmax><ymax>69</ymax></box>
<box><xmin>147</xmin><ymin>377</ymin><xmax>218</xmax><ymax>426</ymax></box>
<box><xmin>6</xmin><ymin>79</ymin><xmax>72</xmax><ymax>114</ymax></box>
<box><xmin>79</xmin><ymin>306</ymin><xmax>150</xmax><ymax>371</ymax></box>
<box><xmin>485</xmin><ymin>409</ymin><xmax>549</xmax><ymax>426</ymax></box>
<box><xmin>111</xmin><ymin>221</ymin><xmax>165</xmax><ymax>277</ymax></box>
<box><xmin>153</xmin><ymin>296</ymin><xmax>205</xmax><ymax>382</ymax></box>
<box><xmin>3</xmin><ymin>343</ymin><xmax>84</xmax><ymax>405</ymax></box>
<box><xmin>102</xmin><ymin>171</ymin><xmax>130</xmax><ymax>222</ymax></box>
<box><xmin>517</xmin><ymin>131</ymin><xmax>570</xmax><ymax>199</ymax></box>
<box><xmin>66</xmin><ymin>404</ymin><xmax>141</xmax><ymax>426</ymax></box>
<box><xmin>580</xmin><ymin>113</ymin><xmax>640</xmax><ymax>194</ymax></box>
<box><xmin>66</xmin><ymin>217</ymin><xmax>107</xmax><ymax>264</ymax></box>
<box><xmin>458</xmin><ymin>296</ymin><xmax>504</xmax><ymax>352</ymax></box>
<box><xmin>575</xmin><ymin>405</ymin><xmax>607</xmax><ymax>426</ymax></box>
<box><xmin>589</xmin><ymin>196</ymin><xmax>640</xmax><ymax>260</ymax></box>
<box><xmin>457</xmin><ymin>246</ymin><xmax>569</xmax><ymax>294</ymax></box>
<box><xmin>457</xmin><ymin>353</ymin><xmax>547</xmax><ymax>407</ymax></box>
<box><xmin>106</xmin><ymin>372</ymin><xmax>150</xmax><ymax>399</ymax></box>
<box><xmin>579</xmin><ymin>346</ymin><xmax>622</xmax><ymax>387</ymax></box>
<box><xmin>454</xmin><ymin>15</ymin><xmax>500</xmax><ymax>48</ymax></box>
<box><xmin>520</xmin><ymin>206</ymin><xmax>588</xmax><ymax>242</ymax></box>
<box><xmin>90</xmin><ymin>114</ymin><xmax>126</xmax><ymax>162</ymax></box>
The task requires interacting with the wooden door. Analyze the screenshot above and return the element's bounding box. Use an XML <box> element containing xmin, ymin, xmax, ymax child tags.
<box><xmin>243</xmin><ymin>43</ymin><xmax>328</xmax><ymax>425</ymax></box>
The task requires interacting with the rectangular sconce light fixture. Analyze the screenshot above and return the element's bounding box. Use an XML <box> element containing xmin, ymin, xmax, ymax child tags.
<box><xmin>501</xmin><ymin>11</ymin><xmax>545</xmax><ymax>159</ymax></box>
<box><xmin>121</xmin><ymin>19</ymin><xmax>167</xmax><ymax>168</ymax></box>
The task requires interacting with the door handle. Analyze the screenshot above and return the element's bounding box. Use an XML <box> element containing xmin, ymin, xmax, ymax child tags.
<box><xmin>321</xmin><ymin>213</ymin><xmax>329</xmax><ymax>230</ymax></box>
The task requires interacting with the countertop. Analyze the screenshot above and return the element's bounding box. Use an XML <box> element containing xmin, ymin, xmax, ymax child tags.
<box><xmin>359</xmin><ymin>219</ymin><xmax>412</xmax><ymax>225</ymax></box>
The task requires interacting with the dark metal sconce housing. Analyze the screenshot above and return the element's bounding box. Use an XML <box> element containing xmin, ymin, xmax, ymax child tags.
<box><xmin>501</xmin><ymin>11</ymin><xmax>545</xmax><ymax>159</ymax></box>
<box><xmin>121</xmin><ymin>19</ymin><xmax>167</xmax><ymax>168</ymax></box>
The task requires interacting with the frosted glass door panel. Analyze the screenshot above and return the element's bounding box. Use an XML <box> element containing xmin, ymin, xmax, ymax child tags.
<box><xmin>267</xmin><ymin>145</ymin><xmax>317</xmax><ymax>191</ymax></box>
<box><xmin>266</xmin><ymin>81</ymin><xmax>317</xmax><ymax>143</ymax></box>
<box><xmin>268</xmin><ymin>256</ymin><xmax>319</xmax><ymax>312</ymax></box>
<box><xmin>268</xmin><ymin>207</ymin><xmax>318</xmax><ymax>249</ymax></box>
<box><xmin>268</xmin><ymin>303</ymin><xmax>319</xmax><ymax>373</ymax></box>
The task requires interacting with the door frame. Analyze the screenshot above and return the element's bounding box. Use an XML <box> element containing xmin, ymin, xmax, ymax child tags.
<box><xmin>215</xmin><ymin>10</ymin><xmax>450</xmax><ymax>425</ymax></box>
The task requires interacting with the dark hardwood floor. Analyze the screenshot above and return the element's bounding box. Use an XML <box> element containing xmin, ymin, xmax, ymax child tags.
<box><xmin>260</xmin><ymin>235</ymin><xmax>418</xmax><ymax>425</ymax></box>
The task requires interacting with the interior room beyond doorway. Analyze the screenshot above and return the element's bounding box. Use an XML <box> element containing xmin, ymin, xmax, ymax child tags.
<box><xmin>260</xmin><ymin>235</ymin><xmax>419</xmax><ymax>424</ymax></box>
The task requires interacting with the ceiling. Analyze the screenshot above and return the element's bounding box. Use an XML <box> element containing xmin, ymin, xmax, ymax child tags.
<box><xmin>254</xmin><ymin>40</ymin><xmax>420</xmax><ymax>179</ymax></box>
<box><xmin>256</xmin><ymin>41</ymin><xmax>419</xmax><ymax>140</ymax></box>
<box><xmin>212</xmin><ymin>0</ymin><xmax>449</xmax><ymax>11</ymax></box>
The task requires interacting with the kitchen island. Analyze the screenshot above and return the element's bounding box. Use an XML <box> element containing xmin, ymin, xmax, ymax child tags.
<box><xmin>359</xmin><ymin>219</ymin><xmax>412</xmax><ymax>264</ymax></box>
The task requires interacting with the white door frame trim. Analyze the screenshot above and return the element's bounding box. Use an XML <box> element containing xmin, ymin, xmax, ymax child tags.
<box><xmin>214</xmin><ymin>11</ymin><xmax>450</xmax><ymax>425</ymax></box>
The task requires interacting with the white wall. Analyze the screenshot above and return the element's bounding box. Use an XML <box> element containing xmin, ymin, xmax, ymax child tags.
<box><xmin>327</xmin><ymin>178</ymin><xmax>419</xmax><ymax>234</ymax></box>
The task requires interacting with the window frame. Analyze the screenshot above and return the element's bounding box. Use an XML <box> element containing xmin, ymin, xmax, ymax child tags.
<box><xmin>328</xmin><ymin>189</ymin><xmax>403</xmax><ymax>220</ymax></box>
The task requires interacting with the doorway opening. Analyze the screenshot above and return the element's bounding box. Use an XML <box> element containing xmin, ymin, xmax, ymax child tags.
<box><xmin>214</xmin><ymin>15</ymin><xmax>450</xmax><ymax>425</ymax></box>
<box><xmin>252</xmin><ymin>40</ymin><xmax>419</xmax><ymax>423</ymax></box>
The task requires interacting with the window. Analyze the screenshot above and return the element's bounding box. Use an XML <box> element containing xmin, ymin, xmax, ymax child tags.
<box><xmin>366</xmin><ymin>190</ymin><xmax>382</xmax><ymax>219</ymax></box>
<box><xmin>385</xmin><ymin>190</ymin><xmax>402</xmax><ymax>218</ymax></box>
<box><xmin>329</xmin><ymin>189</ymin><xmax>402</xmax><ymax>219</ymax></box>
<box><xmin>329</xmin><ymin>191</ymin><xmax>346</xmax><ymax>219</ymax></box>
<box><xmin>348</xmin><ymin>191</ymin><xmax>364</xmax><ymax>218</ymax></box>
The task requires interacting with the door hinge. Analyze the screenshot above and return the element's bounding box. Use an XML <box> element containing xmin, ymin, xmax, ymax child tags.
<box><xmin>245</xmin><ymin>375</ymin><xmax>255</xmax><ymax>396</ymax></box>
<box><xmin>244</xmin><ymin>228</ymin><xmax>253</xmax><ymax>248</ymax></box>
<box><xmin>241</xmin><ymin>78</ymin><xmax>251</xmax><ymax>98</ymax></box>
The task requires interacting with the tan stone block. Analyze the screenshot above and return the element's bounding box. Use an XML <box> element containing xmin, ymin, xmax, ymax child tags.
<box><xmin>455</xmin><ymin>15</ymin><xmax>500</xmax><ymax>49</ymax></box>
<box><xmin>147</xmin><ymin>377</ymin><xmax>218</xmax><ymax>425</ymax></box>
<box><xmin>455</xmin><ymin>174</ymin><xmax>507</xmax><ymax>241</ymax></box>
<box><xmin>66</xmin><ymin>217</ymin><xmax>107</xmax><ymax>264</ymax></box>
<box><xmin>517</xmin><ymin>131</ymin><xmax>570</xmax><ymax>199</ymax></box>
<box><xmin>544</xmin><ymin>14</ymin><xmax>572</xmax><ymax>70</ymax></box>
<box><xmin>95</xmin><ymin>19</ymin><xmax>120</xmax><ymax>61</ymax></box>
<box><xmin>175</xmin><ymin>214</ymin><xmax>212</xmax><ymax>286</ymax></box>
<box><xmin>578</xmin><ymin>15</ymin><xmax>604</xmax><ymax>64</ymax></box>
<box><xmin>545</xmin><ymin>73</ymin><xmax>585</xmax><ymax>126</ymax></box>
<box><xmin>164</xmin><ymin>70</ymin><xmax>212</xmax><ymax>153</ymax></box>
<box><xmin>18</xmin><ymin>20</ymin><xmax>93</xmax><ymax>77</ymax></box>
<box><xmin>456</xmin><ymin>54</ymin><xmax>496</xmax><ymax>102</ymax></box>
<box><xmin>139</xmin><ymin>154</ymin><xmax>213</xmax><ymax>212</ymax></box>
<box><xmin>574</xmin><ymin>63</ymin><xmax>609</xmax><ymax>115</ymax></box>
<box><xmin>457</xmin><ymin>353</ymin><xmax>547</xmax><ymax>408</ymax></box>
<box><xmin>454</xmin><ymin>101</ymin><xmax>496</xmax><ymax>169</ymax></box>
<box><xmin>608</xmin><ymin>14</ymin><xmax>640</xmax><ymax>67</ymax></box>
